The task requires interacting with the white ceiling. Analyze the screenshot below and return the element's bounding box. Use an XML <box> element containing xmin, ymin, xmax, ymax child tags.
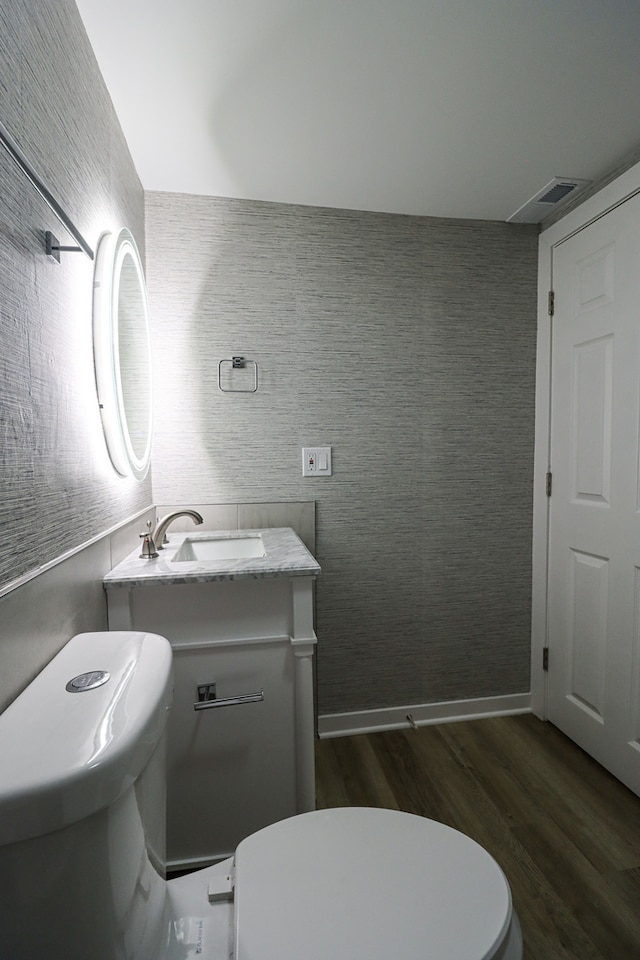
<box><xmin>75</xmin><ymin>0</ymin><xmax>640</xmax><ymax>221</ymax></box>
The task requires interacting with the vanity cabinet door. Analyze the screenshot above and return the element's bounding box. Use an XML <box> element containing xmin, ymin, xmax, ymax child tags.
<box><xmin>166</xmin><ymin>637</ymin><xmax>297</xmax><ymax>868</ymax></box>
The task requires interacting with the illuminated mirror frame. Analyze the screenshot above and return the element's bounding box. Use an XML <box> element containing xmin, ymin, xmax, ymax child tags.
<box><xmin>93</xmin><ymin>228</ymin><xmax>153</xmax><ymax>480</ymax></box>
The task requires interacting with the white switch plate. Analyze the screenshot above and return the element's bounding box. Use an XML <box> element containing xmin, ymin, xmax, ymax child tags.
<box><xmin>302</xmin><ymin>446</ymin><xmax>332</xmax><ymax>477</ymax></box>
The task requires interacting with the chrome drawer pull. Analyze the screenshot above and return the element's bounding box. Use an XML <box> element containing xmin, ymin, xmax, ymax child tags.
<box><xmin>194</xmin><ymin>682</ymin><xmax>264</xmax><ymax>711</ymax></box>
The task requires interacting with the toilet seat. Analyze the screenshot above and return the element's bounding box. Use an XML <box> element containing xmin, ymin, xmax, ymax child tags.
<box><xmin>233</xmin><ymin>807</ymin><xmax>516</xmax><ymax>960</ymax></box>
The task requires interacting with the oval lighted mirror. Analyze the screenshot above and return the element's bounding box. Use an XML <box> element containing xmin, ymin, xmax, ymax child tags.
<box><xmin>93</xmin><ymin>228</ymin><xmax>152</xmax><ymax>480</ymax></box>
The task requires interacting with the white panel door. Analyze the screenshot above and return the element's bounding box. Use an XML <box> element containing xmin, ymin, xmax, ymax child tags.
<box><xmin>548</xmin><ymin>192</ymin><xmax>640</xmax><ymax>795</ymax></box>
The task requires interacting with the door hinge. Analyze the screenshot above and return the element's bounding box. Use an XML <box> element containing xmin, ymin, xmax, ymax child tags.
<box><xmin>546</xmin><ymin>471</ymin><xmax>552</xmax><ymax>497</ymax></box>
<box><xmin>543</xmin><ymin>647</ymin><xmax>549</xmax><ymax>671</ymax></box>
<box><xmin>548</xmin><ymin>290</ymin><xmax>555</xmax><ymax>316</ymax></box>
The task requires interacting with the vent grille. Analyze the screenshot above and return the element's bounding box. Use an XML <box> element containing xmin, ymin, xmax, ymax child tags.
<box><xmin>507</xmin><ymin>177</ymin><xmax>591</xmax><ymax>224</ymax></box>
<box><xmin>538</xmin><ymin>182</ymin><xmax>579</xmax><ymax>204</ymax></box>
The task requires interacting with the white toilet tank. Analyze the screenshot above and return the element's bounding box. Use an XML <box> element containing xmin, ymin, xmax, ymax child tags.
<box><xmin>0</xmin><ymin>630</ymin><xmax>173</xmax><ymax>960</ymax></box>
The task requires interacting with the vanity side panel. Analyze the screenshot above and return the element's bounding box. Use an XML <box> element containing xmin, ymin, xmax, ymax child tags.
<box><xmin>167</xmin><ymin>639</ymin><xmax>297</xmax><ymax>867</ymax></box>
<box><xmin>104</xmin><ymin>572</ymin><xmax>316</xmax><ymax>864</ymax></box>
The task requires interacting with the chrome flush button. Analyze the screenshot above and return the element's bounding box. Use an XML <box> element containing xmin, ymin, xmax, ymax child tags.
<box><xmin>65</xmin><ymin>671</ymin><xmax>110</xmax><ymax>693</ymax></box>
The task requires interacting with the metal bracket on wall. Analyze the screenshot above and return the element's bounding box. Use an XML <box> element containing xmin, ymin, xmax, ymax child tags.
<box><xmin>218</xmin><ymin>356</ymin><xmax>259</xmax><ymax>393</ymax></box>
<box><xmin>45</xmin><ymin>231</ymin><xmax>84</xmax><ymax>263</ymax></box>
<box><xmin>0</xmin><ymin>118</ymin><xmax>94</xmax><ymax>261</ymax></box>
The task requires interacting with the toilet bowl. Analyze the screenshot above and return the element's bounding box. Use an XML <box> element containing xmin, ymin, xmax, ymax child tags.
<box><xmin>0</xmin><ymin>631</ymin><xmax>522</xmax><ymax>959</ymax></box>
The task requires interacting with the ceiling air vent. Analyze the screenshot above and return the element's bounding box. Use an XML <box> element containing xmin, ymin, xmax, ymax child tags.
<box><xmin>507</xmin><ymin>177</ymin><xmax>591</xmax><ymax>224</ymax></box>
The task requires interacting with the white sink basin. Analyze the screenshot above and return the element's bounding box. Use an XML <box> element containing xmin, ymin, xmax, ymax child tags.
<box><xmin>171</xmin><ymin>535</ymin><xmax>266</xmax><ymax>563</ymax></box>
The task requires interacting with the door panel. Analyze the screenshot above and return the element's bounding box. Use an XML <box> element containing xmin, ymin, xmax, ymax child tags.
<box><xmin>572</xmin><ymin>335</ymin><xmax>613</xmax><ymax>502</ymax></box>
<box><xmin>568</xmin><ymin>549</ymin><xmax>608</xmax><ymax>721</ymax></box>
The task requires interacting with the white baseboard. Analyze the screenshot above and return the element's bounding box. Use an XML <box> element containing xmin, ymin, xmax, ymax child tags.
<box><xmin>317</xmin><ymin>693</ymin><xmax>531</xmax><ymax>739</ymax></box>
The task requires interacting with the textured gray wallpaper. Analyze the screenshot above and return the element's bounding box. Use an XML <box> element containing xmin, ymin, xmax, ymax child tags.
<box><xmin>146</xmin><ymin>193</ymin><xmax>538</xmax><ymax>715</ymax></box>
<box><xmin>0</xmin><ymin>0</ymin><xmax>150</xmax><ymax>707</ymax></box>
<box><xmin>0</xmin><ymin>0</ymin><xmax>150</xmax><ymax>593</ymax></box>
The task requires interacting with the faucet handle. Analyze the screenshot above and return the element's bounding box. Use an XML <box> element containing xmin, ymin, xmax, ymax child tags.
<box><xmin>139</xmin><ymin>521</ymin><xmax>159</xmax><ymax>559</ymax></box>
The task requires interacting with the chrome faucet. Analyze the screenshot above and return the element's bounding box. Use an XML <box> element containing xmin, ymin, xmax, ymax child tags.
<box><xmin>153</xmin><ymin>509</ymin><xmax>204</xmax><ymax>550</ymax></box>
<box><xmin>139</xmin><ymin>521</ymin><xmax>159</xmax><ymax>559</ymax></box>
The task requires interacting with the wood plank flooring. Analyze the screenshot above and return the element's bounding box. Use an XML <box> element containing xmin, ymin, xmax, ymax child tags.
<box><xmin>315</xmin><ymin>714</ymin><xmax>640</xmax><ymax>960</ymax></box>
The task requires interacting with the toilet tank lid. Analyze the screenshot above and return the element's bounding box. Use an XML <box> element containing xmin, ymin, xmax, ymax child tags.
<box><xmin>0</xmin><ymin>631</ymin><xmax>173</xmax><ymax>846</ymax></box>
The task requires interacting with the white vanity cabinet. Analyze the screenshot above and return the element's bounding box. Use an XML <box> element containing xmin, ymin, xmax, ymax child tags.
<box><xmin>104</xmin><ymin>528</ymin><xmax>318</xmax><ymax>869</ymax></box>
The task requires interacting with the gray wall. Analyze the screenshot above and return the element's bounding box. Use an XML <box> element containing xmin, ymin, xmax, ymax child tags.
<box><xmin>0</xmin><ymin>0</ymin><xmax>150</xmax><ymax>706</ymax></box>
<box><xmin>146</xmin><ymin>192</ymin><xmax>539</xmax><ymax>715</ymax></box>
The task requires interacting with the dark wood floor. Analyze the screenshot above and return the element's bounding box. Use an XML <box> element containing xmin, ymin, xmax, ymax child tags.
<box><xmin>315</xmin><ymin>714</ymin><xmax>640</xmax><ymax>960</ymax></box>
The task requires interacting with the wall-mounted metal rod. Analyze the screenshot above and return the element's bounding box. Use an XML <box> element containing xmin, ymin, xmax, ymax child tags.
<box><xmin>194</xmin><ymin>686</ymin><xmax>265</xmax><ymax>711</ymax></box>
<box><xmin>0</xmin><ymin>118</ymin><xmax>94</xmax><ymax>261</ymax></box>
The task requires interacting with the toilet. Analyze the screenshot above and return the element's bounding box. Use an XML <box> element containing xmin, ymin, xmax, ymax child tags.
<box><xmin>0</xmin><ymin>631</ymin><xmax>522</xmax><ymax>959</ymax></box>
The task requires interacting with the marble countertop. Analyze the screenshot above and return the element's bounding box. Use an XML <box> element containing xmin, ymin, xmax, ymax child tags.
<box><xmin>103</xmin><ymin>527</ymin><xmax>320</xmax><ymax>589</ymax></box>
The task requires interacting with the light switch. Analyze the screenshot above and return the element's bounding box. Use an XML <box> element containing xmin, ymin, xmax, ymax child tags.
<box><xmin>302</xmin><ymin>446</ymin><xmax>332</xmax><ymax>477</ymax></box>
